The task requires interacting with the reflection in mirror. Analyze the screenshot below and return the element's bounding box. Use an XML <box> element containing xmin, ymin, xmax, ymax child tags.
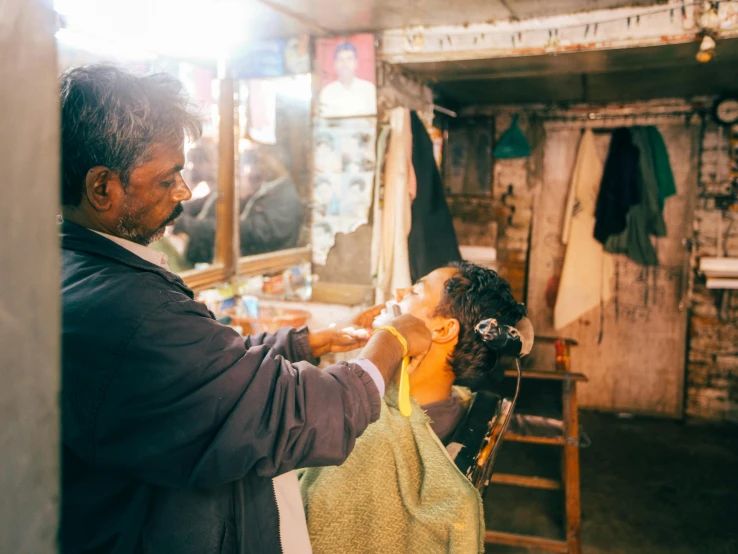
<box><xmin>237</xmin><ymin>75</ymin><xmax>313</xmax><ymax>259</ymax></box>
<box><xmin>149</xmin><ymin>64</ymin><xmax>220</xmax><ymax>273</ymax></box>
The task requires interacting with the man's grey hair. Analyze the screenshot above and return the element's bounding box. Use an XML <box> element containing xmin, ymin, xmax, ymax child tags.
<box><xmin>60</xmin><ymin>64</ymin><xmax>203</xmax><ymax>206</ymax></box>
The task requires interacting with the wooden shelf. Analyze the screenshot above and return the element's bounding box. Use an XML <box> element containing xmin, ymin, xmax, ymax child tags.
<box><xmin>504</xmin><ymin>433</ymin><xmax>565</xmax><ymax>446</ymax></box>
<box><xmin>484</xmin><ymin>531</ymin><xmax>568</xmax><ymax>552</ymax></box>
<box><xmin>490</xmin><ymin>473</ymin><xmax>562</xmax><ymax>490</ymax></box>
<box><xmin>504</xmin><ymin>369</ymin><xmax>588</xmax><ymax>382</ymax></box>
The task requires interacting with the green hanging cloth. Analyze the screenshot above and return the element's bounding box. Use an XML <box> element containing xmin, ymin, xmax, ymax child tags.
<box><xmin>493</xmin><ymin>114</ymin><xmax>531</xmax><ymax>159</ymax></box>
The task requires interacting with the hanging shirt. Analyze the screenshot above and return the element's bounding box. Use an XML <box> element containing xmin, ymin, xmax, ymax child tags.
<box><xmin>594</xmin><ymin>127</ymin><xmax>641</xmax><ymax>245</ymax></box>
<box><xmin>373</xmin><ymin>107</ymin><xmax>414</xmax><ymax>303</ymax></box>
<box><xmin>554</xmin><ymin>129</ymin><xmax>614</xmax><ymax>330</ymax></box>
<box><xmin>604</xmin><ymin>126</ymin><xmax>675</xmax><ymax>266</ymax></box>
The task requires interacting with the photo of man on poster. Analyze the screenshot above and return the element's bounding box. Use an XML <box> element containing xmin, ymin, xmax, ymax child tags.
<box><xmin>317</xmin><ymin>35</ymin><xmax>377</xmax><ymax>118</ymax></box>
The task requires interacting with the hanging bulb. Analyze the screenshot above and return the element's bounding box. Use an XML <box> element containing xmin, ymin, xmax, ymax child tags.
<box><xmin>696</xmin><ymin>34</ymin><xmax>716</xmax><ymax>62</ymax></box>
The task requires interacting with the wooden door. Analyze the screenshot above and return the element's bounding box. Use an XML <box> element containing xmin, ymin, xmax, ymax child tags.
<box><xmin>525</xmin><ymin>122</ymin><xmax>699</xmax><ymax>417</ymax></box>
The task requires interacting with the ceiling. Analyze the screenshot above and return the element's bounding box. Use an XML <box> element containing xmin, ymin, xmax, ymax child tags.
<box><xmin>248</xmin><ymin>0</ymin><xmax>738</xmax><ymax>106</ymax></box>
<box><xmin>252</xmin><ymin>0</ymin><xmax>660</xmax><ymax>37</ymax></box>
<box><xmin>424</xmin><ymin>38</ymin><xmax>738</xmax><ymax>106</ymax></box>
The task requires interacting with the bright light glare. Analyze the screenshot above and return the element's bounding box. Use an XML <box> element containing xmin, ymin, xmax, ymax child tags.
<box><xmin>272</xmin><ymin>74</ymin><xmax>313</xmax><ymax>102</ymax></box>
<box><xmin>55</xmin><ymin>0</ymin><xmax>250</xmax><ymax>61</ymax></box>
<box><xmin>190</xmin><ymin>181</ymin><xmax>211</xmax><ymax>200</ymax></box>
<box><xmin>55</xmin><ymin>28</ymin><xmax>156</xmax><ymax>62</ymax></box>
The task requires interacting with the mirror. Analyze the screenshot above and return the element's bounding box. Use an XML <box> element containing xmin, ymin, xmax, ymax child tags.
<box><xmin>236</xmin><ymin>75</ymin><xmax>313</xmax><ymax>260</ymax></box>
<box><xmin>148</xmin><ymin>61</ymin><xmax>220</xmax><ymax>273</ymax></box>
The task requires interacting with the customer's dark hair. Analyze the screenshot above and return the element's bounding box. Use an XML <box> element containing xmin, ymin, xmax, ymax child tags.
<box><xmin>435</xmin><ymin>261</ymin><xmax>527</xmax><ymax>386</ymax></box>
<box><xmin>60</xmin><ymin>65</ymin><xmax>202</xmax><ymax>206</ymax></box>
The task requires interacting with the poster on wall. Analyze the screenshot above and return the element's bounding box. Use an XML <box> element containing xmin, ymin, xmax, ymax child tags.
<box><xmin>232</xmin><ymin>40</ymin><xmax>285</xmax><ymax>79</ymax></box>
<box><xmin>315</xmin><ymin>34</ymin><xmax>376</xmax><ymax>119</ymax></box>
<box><xmin>311</xmin><ymin>117</ymin><xmax>376</xmax><ymax>265</ymax></box>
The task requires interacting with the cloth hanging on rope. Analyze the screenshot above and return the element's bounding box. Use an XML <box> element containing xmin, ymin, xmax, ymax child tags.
<box><xmin>602</xmin><ymin>126</ymin><xmax>675</xmax><ymax>266</ymax></box>
<box><xmin>554</xmin><ymin>129</ymin><xmax>614</xmax><ymax>330</ymax></box>
<box><xmin>372</xmin><ymin>107</ymin><xmax>414</xmax><ymax>303</ymax></box>
<box><xmin>407</xmin><ymin>111</ymin><xmax>461</xmax><ymax>282</ymax></box>
<box><xmin>593</xmin><ymin>127</ymin><xmax>641</xmax><ymax>245</ymax></box>
<box><xmin>493</xmin><ymin>114</ymin><xmax>531</xmax><ymax>159</ymax></box>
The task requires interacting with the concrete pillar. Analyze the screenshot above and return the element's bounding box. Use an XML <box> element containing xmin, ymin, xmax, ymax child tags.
<box><xmin>0</xmin><ymin>0</ymin><xmax>60</xmax><ymax>552</ymax></box>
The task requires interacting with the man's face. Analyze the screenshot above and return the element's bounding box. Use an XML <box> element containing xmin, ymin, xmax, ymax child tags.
<box><xmin>394</xmin><ymin>267</ymin><xmax>459</xmax><ymax>328</ymax></box>
<box><xmin>115</xmin><ymin>142</ymin><xmax>191</xmax><ymax>245</ymax></box>
<box><xmin>334</xmin><ymin>50</ymin><xmax>358</xmax><ymax>82</ymax></box>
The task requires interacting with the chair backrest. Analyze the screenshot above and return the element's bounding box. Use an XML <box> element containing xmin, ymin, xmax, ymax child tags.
<box><xmin>447</xmin><ymin>390</ymin><xmax>515</xmax><ymax>497</ymax></box>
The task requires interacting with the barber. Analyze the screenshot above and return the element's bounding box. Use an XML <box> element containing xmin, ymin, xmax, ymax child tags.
<box><xmin>59</xmin><ymin>65</ymin><xmax>431</xmax><ymax>554</ymax></box>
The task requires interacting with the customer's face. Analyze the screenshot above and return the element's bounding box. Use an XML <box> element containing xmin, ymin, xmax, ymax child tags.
<box><xmin>394</xmin><ymin>267</ymin><xmax>459</xmax><ymax>328</ymax></box>
<box><xmin>114</xmin><ymin>142</ymin><xmax>192</xmax><ymax>245</ymax></box>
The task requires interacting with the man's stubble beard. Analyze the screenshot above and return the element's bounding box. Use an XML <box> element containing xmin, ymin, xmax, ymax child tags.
<box><xmin>116</xmin><ymin>203</ymin><xmax>184</xmax><ymax>246</ymax></box>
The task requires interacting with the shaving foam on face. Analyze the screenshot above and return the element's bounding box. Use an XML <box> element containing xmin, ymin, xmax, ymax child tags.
<box><xmin>371</xmin><ymin>300</ymin><xmax>402</xmax><ymax>329</ymax></box>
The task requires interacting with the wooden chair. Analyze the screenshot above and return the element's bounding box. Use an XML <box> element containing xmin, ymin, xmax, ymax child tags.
<box><xmin>484</xmin><ymin>337</ymin><xmax>587</xmax><ymax>554</ymax></box>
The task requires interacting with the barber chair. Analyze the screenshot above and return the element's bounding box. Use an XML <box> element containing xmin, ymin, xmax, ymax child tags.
<box><xmin>450</xmin><ymin>335</ymin><xmax>586</xmax><ymax>554</ymax></box>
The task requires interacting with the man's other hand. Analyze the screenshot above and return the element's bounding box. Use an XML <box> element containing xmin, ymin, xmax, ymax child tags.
<box><xmin>308</xmin><ymin>327</ymin><xmax>372</xmax><ymax>358</ymax></box>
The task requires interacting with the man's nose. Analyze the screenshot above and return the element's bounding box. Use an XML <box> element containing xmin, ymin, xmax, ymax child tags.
<box><xmin>173</xmin><ymin>178</ymin><xmax>192</xmax><ymax>203</ymax></box>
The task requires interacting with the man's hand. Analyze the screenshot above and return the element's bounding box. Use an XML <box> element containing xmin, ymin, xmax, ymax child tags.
<box><xmin>308</xmin><ymin>327</ymin><xmax>372</xmax><ymax>359</ymax></box>
<box><xmin>336</xmin><ymin>304</ymin><xmax>384</xmax><ymax>332</ymax></box>
<box><xmin>381</xmin><ymin>313</ymin><xmax>432</xmax><ymax>357</ymax></box>
<box><xmin>308</xmin><ymin>304</ymin><xmax>385</xmax><ymax>359</ymax></box>
<box><xmin>360</xmin><ymin>314</ymin><xmax>432</xmax><ymax>386</ymax></box>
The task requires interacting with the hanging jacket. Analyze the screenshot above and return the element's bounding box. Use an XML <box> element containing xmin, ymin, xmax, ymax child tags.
<box><xmin>604</xmin><ymin>126</ymin><xmax>675</xmax><ymax>266</ymax></box>
<box><xmin>593</xmin><ymin>127</ymin><xmax>641</xmax><ymax>245</ymax></box>
<box><xmin>408</xmin><ymin>111</ymin><xmax>462</xmax><ymax>282</ymax></box>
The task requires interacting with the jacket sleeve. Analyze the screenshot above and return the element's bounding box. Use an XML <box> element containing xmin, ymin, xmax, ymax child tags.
<box><xmin>91</xmin><ymin>295</ymin><xmax>381</xmax><ymax>489</ymax></box>
<box><xmin>243</xmin><ymin>326</ymin><xmax>316</xmax><ymax>365</ymax></box>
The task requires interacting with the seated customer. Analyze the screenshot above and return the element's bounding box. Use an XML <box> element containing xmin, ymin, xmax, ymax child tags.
<box><xmin>173</xmin><ymin>146</ymin><xmax>303</xmax><ymax>263</ymax></box>
<box><xmin>300</xmin><ymin>261</ymin><xmax>527</xmax><ymax>554</ymax></box>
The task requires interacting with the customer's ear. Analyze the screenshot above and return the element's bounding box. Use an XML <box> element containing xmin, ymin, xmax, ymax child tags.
<box><xmin>432</xmin><ymin>317</ymin><xmax>460</xmax><ymax>344</ymax></box>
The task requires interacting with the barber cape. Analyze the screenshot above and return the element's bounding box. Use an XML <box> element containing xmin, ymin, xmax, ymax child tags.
<box><xmin>299</xmin><ymin>385</ymin><xmax>485</xmax><ymax>554</ymax></box>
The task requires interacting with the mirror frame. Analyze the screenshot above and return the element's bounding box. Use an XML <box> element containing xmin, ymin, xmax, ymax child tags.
<box><xmin>182</xmin><ymin>72</ymin><xmax>314</xmax><ymax>292</ymax></box>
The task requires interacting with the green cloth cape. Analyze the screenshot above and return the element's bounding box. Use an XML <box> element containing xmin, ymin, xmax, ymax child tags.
<box><xmin>299</xmin><ymin>385</ymin><xmax>485</xmax><ymax>554</ymax></box>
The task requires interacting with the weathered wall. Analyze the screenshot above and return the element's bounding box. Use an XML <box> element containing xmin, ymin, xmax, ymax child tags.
<box><xmin>456</xmin><ymin>102</ymin><xmax>720</xmax><ymax>418</ymax></box>
<box><xmin>686</xmin><ymin>122</ymin><xmax>738</xmax><ymax>423</ymax></box>
<box><xmin>448</xmin><ymin>112</ymin><xmax>539</xmax><ymax>302</ymax></box>
<box><xmin>0</xmin><ymin>0</ymin><xmax>61</xmax><ymax>552</ymax></box>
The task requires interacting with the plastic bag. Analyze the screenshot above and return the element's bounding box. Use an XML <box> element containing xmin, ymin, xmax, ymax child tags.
<box><xmin>493</xmin><ymin>114</ymin><xmax>531</xmax><ymax>159</ymax></box>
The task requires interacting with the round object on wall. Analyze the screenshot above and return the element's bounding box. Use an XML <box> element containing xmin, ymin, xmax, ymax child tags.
<box><xmin>713</xmin><ymin>96</ymin><xmax>738</xmax><ymax>126</ymax></box>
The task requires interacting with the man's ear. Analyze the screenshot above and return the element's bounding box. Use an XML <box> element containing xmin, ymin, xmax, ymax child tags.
<box><xmin>431</xmin><ymin>317</ymin><xmax>460</xmax><ymax>345</ymax></box>
<box><xmin>84</xmin><ymin>166</ymin><xmax>124</xmax><ymax>212</ymax></box>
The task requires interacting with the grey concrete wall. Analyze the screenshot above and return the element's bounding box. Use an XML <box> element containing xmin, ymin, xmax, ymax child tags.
<box><xmin>0</xmin><ymin>0</ymin><xmax>60</xmax><ymax>552</ymax></box>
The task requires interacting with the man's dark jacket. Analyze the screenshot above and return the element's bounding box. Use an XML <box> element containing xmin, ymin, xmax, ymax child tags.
<box><xmin>60</xmin><ymin>222</ymin><xmax>380</xmax><ymax>554</ymax></box>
